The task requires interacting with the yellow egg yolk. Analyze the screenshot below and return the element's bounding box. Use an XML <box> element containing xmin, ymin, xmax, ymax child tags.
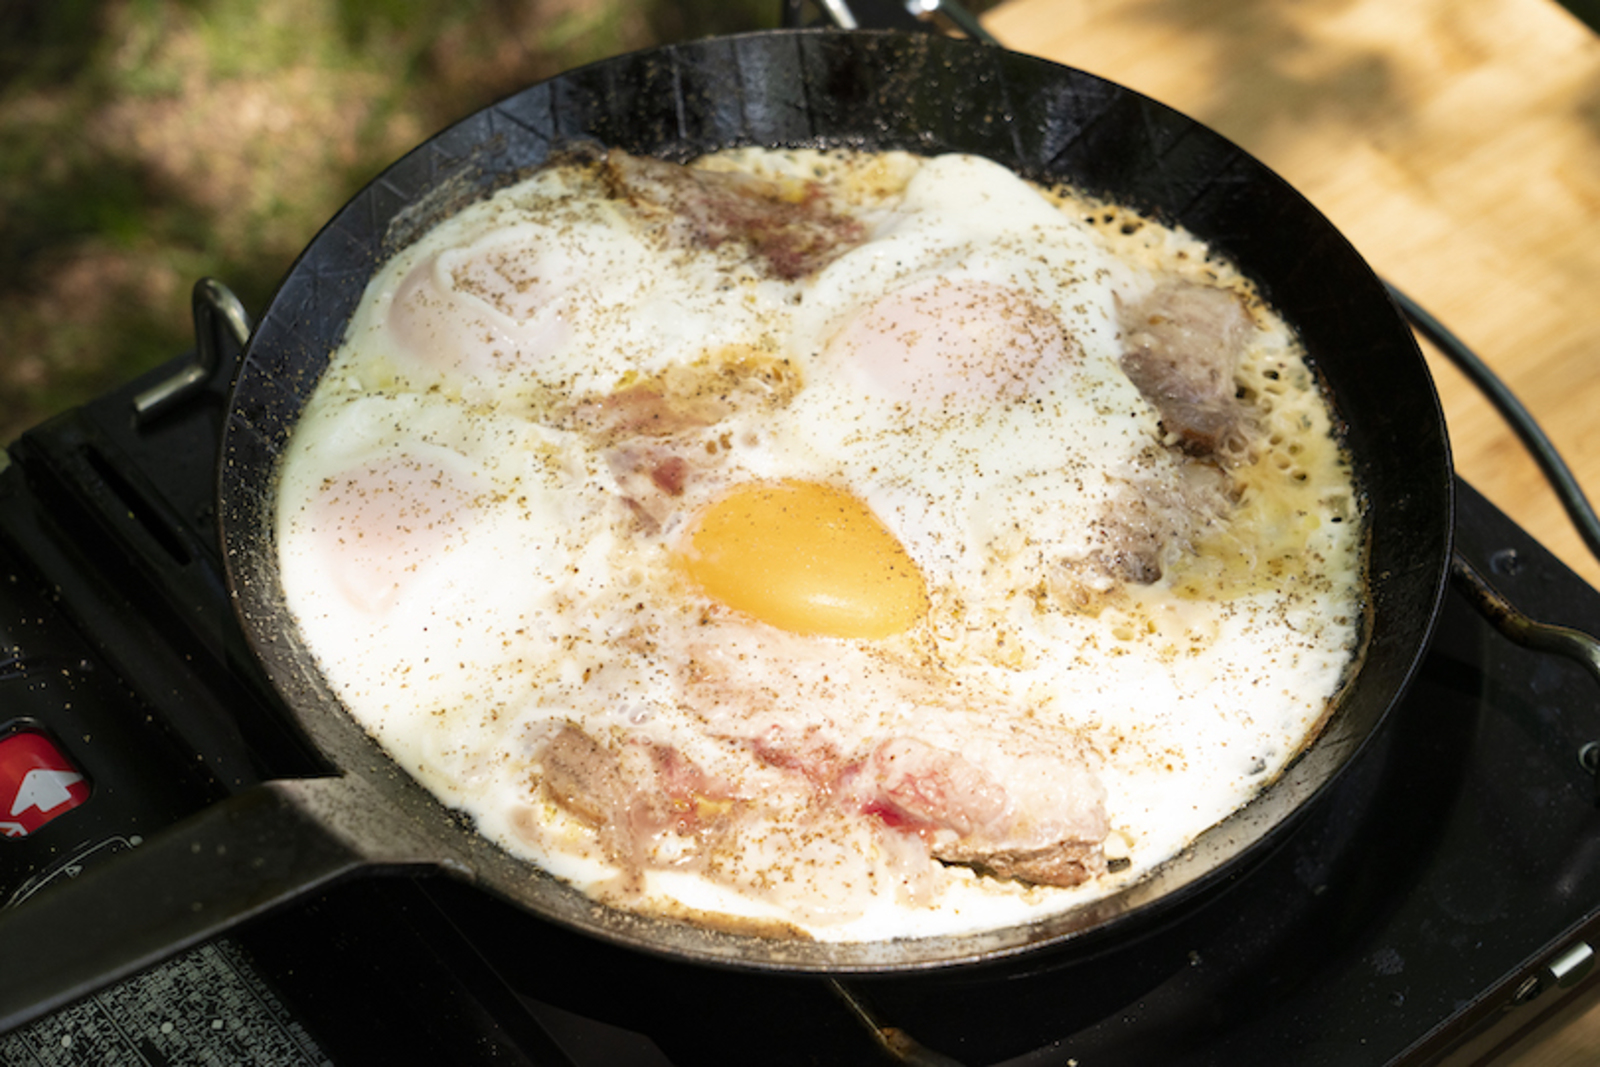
<box><xmin>674</xmin><ymin>480</ymin><xmax>927</xmax><ymax>639</ymax></box>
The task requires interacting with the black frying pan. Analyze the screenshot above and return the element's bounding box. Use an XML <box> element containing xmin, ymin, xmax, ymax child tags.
<box><xmin>0</xmin><ymin>29</ymin><xmax>1452</xmax><ymax>1033</ymax></box>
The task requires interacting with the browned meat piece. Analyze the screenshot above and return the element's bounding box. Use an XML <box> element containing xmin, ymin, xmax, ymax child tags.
<box><xmin>601</xmin><ymin>149</ymin><xmax>866</xmax><ymax>280</ymax></box>
<box><xmin>935</xmin><ymin>839</ymin><xmax>1106</xmax><ymax>887</ymax></box>
<box><xmin>1050</xmin><ymin>460</ymin><xmax>1233</xmax><ymax>594</ymax></box>
<box><xmin>540</xmin><ymin>725</ymin><xmax>633</xmax><ymax>858</ymax></box>
<box><xmin>1081</xmin><ymin>493</ymin><xmax>1169</xmax><ymax>586</ymax></box>
<box><xmin>1119</xmin><ymin>282</ymin><xmax>1254</xmax><ymax>457</ymax></box>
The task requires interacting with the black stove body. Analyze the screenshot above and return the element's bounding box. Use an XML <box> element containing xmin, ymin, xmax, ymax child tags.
<box><xmin>3</xmin><ymin>345</ymin><xmax>1600</xmax><ymax>1067</ymax></box>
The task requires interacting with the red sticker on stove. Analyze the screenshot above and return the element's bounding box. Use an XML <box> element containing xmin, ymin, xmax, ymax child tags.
<box><xmin>0</xmin><ymin>730</ymin><xmax>91</xmax><ymax>839</ymax></box>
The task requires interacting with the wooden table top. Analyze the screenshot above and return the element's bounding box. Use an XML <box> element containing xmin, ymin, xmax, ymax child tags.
<box><xmin>985</xmin><ymin>0</ymin><xmax>1600</xmax><ymax>598</ymax></box>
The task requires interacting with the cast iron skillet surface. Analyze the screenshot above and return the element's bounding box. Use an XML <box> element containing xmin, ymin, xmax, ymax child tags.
<box><xmin>147</xmin><ymin>30</ymin><xmax>1457</xmax><ymax>985</ymax></box>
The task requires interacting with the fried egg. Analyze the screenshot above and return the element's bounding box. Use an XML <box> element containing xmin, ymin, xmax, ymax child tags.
<box><xmin>275</xmin><ymin>146</ymin><xmax>1365</xmax><ymax>942</ymax></box>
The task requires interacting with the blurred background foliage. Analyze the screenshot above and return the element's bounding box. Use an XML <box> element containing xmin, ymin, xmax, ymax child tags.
<box><xmin>0</xmin><ymin>0</ymin><xmax>780</xmax><ymax>442</ymax></box>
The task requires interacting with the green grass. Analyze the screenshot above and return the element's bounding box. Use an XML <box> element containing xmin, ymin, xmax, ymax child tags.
<box><xmin>0</xmin><ymin>0</ymin><xmax>777</xmax><ymax>442</ymax></box>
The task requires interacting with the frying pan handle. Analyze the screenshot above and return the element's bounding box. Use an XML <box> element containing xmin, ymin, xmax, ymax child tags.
<box><xmin>0</xmin><ymin>774</ymin><xmax>456</xmax><ymax>1035</ymax></box>
<box><xmin>787</xmin><ymin>0</ymin><xmax>1000</xmax><ymax>45</ymax></box>
<box><xmin>1450</xmin><ymin>551</ymin><xmax>1600</xmax><ymax>800</ymax></box>
<box><xmin>1450</xmin><ymin>551</ymin><xmax>1600</xmax><ymax>689</ymax></box>
<box><xmin>133</xmin><ymin>278</ymin><xmax>253</xmax><ymax>424</ymax></box>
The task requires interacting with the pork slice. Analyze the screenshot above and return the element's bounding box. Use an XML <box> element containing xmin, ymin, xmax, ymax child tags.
<box><xmin>857</xmin><ymin>736</ymin><xmax>1109</xmax><ymax>889</ymax></box>
<box><xmin>538</xmin><ymin>725</ymin><xmax>736</xmax><ymax>874</ymax></box>
<box><xmin>601</xmin><ymin>149</ymin><xmax>866</xmax><ymax>280</ymax></box>
<box><xmin>576</xmin><ymin>355</ymin><xmax>804</xmax><ymax>529</ymax></box>
<box><xmin>1119</xmin><ymin>281</ymin><xmax>1254</xmax><ymax>458</ymax></box>
<box><xmin>539</xmin><ymin>725</ymin><xmax>635</xmax><ymax>861</ymax></box>
<box><xmin>862</xmin><ymin>736</ymin><xmax>1007</xmax><ymax>836</ymax></box>
<box><xmin>604</xmin><ymin>441</ymin><xmax>694</xmax><ymax>531</ymax></box>
<box><xmin>671</xmin><ymin>624</ymin><xmax>1111</xmax><ymax>893</ymax></box>
<box><xmin>1063</xmin><ymin>460</ymin><xmax>1234</xmax><ymax>591</ymax></box>
<box><xmin>538</xmin><ymin>722</ymin><xmax>892</xmax><ymax>920</ymax></box>
<box><xmin>572</xmin><ymin>349</ymin><xmax>802</xmax><ymax>444</ymax></box>
<box><xmin>573</xmin><ymin>381</ymin><xmax>731</xmax><ymax>440</ymax></box>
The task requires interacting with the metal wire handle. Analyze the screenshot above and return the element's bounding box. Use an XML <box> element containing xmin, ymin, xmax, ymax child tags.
<box><xmin>132</xmin><ymin>278</ymin><xmax>253</xmax><ymax>425</ymax></box>
<box><xmin>1388</xmin><ymin>282</ymin><xmax>1600</xmax><ymax>798</ymax></box>
<box><xmin>1387</xmin><ymin>282</ymin><xmax>1600</xmax><ymax>565</ymax></box>
<box><xmin>785</xmin><ymin>0</ymin><xmax>999</xmax><ymax>45</ymax></box>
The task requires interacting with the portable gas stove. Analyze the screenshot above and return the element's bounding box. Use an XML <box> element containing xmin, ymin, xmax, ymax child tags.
<box><xmin>4</xmin><ymin>3</ymin><xmax>1600</xmax><ymax>1056</ymax></box>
